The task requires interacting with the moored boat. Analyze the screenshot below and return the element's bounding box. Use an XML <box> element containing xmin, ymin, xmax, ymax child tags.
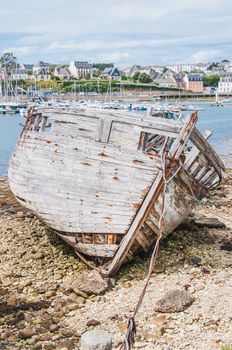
<box><xmin>8</xmin><ymin>106</ymin><xmax>224</xmax><ymax>275</ymax></box>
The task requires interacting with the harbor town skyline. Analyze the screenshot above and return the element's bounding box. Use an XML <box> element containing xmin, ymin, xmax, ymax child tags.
<box><xmin>0</xmin><ymin>0</ymin><xmax>232</xmax><ymax>66</ymax></box>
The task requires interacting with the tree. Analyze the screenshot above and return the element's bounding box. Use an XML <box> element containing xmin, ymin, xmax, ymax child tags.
<box><xmin>208</xmin><ymin>62</ymin><xmax>220</xmax><ymax>70</ymax></box>
<box><xmin>203</xmin><ymin>75</ymin><xmax>220</xmax><ymax>87</ymax></box>
<box><xmin>92</xmin><ymin>63</ymin><xmax>114</xmax><ymax>72</ymax></box>
<box><xmin>0</xmin><ymin>52</ymin><xmax>17</xmax><ymax>75</ymax></box>
<box><xmin>121</xmin><ymin>74</ymin><xmax>128</xmax><ymax>80</ymax></box>
<box><xmin>132</xmin><ymin>71</ymin><xmax>140</xmax><ymax>82</ymax></box>
<box><xmin>138</xmin><ymin>72</ymin><xmax>153</xmax><ymax>83</ymax></box>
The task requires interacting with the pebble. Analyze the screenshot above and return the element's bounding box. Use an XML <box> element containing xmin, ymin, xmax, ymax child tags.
<box><xmin>56</xmin><ymin>339</ymin><xmax>76</xmax><ymax>350</ymax></box>
<box><xmin>71</xmin><ymin>270</ymin><xmax>110</xmax><ymax>296</ymax></box>
<box><xmin>189</xmin><ymin>268</ymin><xmax>201</xmax><ymax>277</ymax></box>
<box><xmin>123</xmin><ymin>281</ymin><xmax>132</xmax><ymax>288</ymax></box>
<box><xmin>49</xmin><ymin>324</ymin><xmax>59</xmax><ymax>332</ymax></box>
<box><xmin>45</xmin><ymin>290</ymin><xmax>56</xmax><ymax>298</ymax></box>
<box><xmin>80</xmin><ymin>330</ymin><xmax>112</xmax><ymax>350</ymax></box>
<box><xmin>86</xmin><ymin>319</ymin><xmax>101</xmax><ymax>327</ymax></box>
<box><xmin>0</xmin><ymin>287</ymin><xmax>8</xmax><ymax>295</ymax></box>
<box><xmin>18</xmin><ymin>328</ymin><xmax>36</xmax><ymax>339</ymax></box>
<box><xmin>31</xmin><ymin>252</ymin><xmax>44</xmax><ymax>260</ymax></box>
<box><xmin>154</xmin><ymin>289</ymin><xmax>195</xmax><ymax>313</ymax></box>
<box><xmin>60</xmin><ymin>328</ymin><xmax>74</xmax><ymax>337</ymax></box>
<box><xmin>153</xmin><ymin>263</ymin><xmax>165</xmax><ymax>273</ymax></box>
<box><xmin>6</xmin><ymin>296</ymin><xmax>18</xmax><ymax>306</ymax></box>
<box><xmin>67</xmin><ymin>303</ymin><xmax>80</xmax><ymax>311</ymax></box>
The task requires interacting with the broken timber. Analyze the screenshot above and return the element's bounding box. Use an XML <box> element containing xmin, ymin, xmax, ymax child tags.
<box><xmin>8</xmin><ymin>107</ymin><xmax>224</xmax><ymax>275</ymax></box>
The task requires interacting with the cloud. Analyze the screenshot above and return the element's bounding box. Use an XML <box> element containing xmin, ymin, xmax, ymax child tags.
<box><xmin>189</xmin><ymin>50</ymin><xmax>220</xmax><ymax>63</ymax></box>
<box><xmin>97</xmin><ymin>52</ymin><xmax>130</xmax><ymax>63</ymax></box>
<box><xmin>3</xmin><ymin>46</ymin><xmax>37</xmax><ymax>55</ymax></box>
<box><xmin>0</xmin><ymin>0</ymin><xmax>231</xmax><ymax>64</ymax></box>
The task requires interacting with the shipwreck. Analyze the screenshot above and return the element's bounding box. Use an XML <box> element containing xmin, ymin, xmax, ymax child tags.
<box><xmin>8</xmin><ymin>107</ymin><xmax>224</xmax><ymax>275</ymax></box>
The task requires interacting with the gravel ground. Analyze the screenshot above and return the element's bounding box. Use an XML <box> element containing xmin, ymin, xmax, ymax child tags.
<box><xmin>0</xmin><ymin>167</ymin><xmax>231</xmax><ymax>350</ymax></box>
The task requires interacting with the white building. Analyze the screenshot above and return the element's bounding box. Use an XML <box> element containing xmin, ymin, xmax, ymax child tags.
<box><xmin>167</xmin><ymin>63</ymin><xmax>209</xmax><ymax>73</ymax></box>
<box><xmin>12</xmin><ymin>69</ymin><xmax>28</xmax><ymax>80</ymax></box>
<box><xmin>33</xmin><ymin>61</ymin><xmax>50</xmax><ymax>75</ymax></box>
<box><xmin>54</xmin><ymin>66</ymin><xmax>71</xmax><ymax>80</ymax></box>
<box><xmin>218</xmin><ymin>75</ymin><xmax>232</xmax><ymax>94</ymax></box>
<box><xmin>150</xmin><ymin>65</ymin><xmax>164</xmax><ymax>74</ymax></box>
<box><xmin>32</xmin><ymin>68</ymin><xmax>51</xmax><ymax>81</ymax></box>
<box><xmin>102</xmin><ymin>67</ymin><xmax>121</xmax><ymax>80</ymax></box>
<box><xmin>69</xmin><ymin>61</ymin><xmax>92</xmax><ymax>79</ymax></box>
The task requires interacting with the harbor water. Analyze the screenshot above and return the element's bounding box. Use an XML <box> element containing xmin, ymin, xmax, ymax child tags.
<box><xmin>0</xmin><ymin>102</ymin><xmax>232</xmax><ymax>176</ymax></box>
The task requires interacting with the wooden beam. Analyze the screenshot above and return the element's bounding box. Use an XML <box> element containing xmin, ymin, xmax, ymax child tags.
<box><xmin>184</xmin><ymin>130</ymin><xmax>212</xmax><ymax>170</ymax></box>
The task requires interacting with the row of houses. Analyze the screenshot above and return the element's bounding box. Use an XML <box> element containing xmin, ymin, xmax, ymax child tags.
<box><xmin>152</xmin><ymin>70</ymin><xmax>204</xmax><ymax>93</ymax></box>
<box><xmin>155</xmin><ymin>71</ymin><xmax>232</xmax><ymax>94</ymax></box>
<box><xmin>1</xmin><ymin>55</ymin><xmax>232</xmax><ymax>93</ymax></box>
<box><xmin>122</xmin><ymin>61</ymin><xmax>232</xmax><ymax>93</ymax></box>
<box><xmin>0</xmin><ymin>60</ymin><xmax>122</xmax><ymax>81</ymax></box>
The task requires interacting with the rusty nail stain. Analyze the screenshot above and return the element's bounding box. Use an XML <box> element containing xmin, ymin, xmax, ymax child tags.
<box><xmin>98</xmin><ymin>152</ymin><xmax>107</xmax><ymax>157</ymax></box>
<box><xmin>133</xmin><ymin>159</ymin><xmax>144</xmax><ymax>164</ymax></box>
<box><xmin>81</xmin><ymin>162</ymin><xmax>92</xmax><ymax>166</ymax></box>
<box><xmin>104</xmin><ymin>217</ymin><xmax>112</xmax><ymax>221</ymax></box>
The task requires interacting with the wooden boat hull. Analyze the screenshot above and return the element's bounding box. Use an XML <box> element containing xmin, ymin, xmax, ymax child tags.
<box><xmin>8</xmin><ymin>108</ymin><xmax>224</xmax><ymax>275</ymax></box>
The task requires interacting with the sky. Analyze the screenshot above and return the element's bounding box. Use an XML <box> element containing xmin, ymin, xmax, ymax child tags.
<box><xmin>0</xmin><ymin>0</ymin><xmax>231</xmax><ymax>66</ymax></box>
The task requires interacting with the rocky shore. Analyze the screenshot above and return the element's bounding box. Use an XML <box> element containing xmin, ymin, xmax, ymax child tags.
<box><xmin>0</xmin><ymin>166</ymin><xmax>232</xmax><ymax>350</ymax></box>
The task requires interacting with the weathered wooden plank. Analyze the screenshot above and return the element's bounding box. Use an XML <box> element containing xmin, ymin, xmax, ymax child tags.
<box><xmin>9</xmin><ymin>163</ymin><xmax>155</xmax><ymax>198</ymax></box>
<box><xmin>184</xmin><ymin>130</ymin><xmax>212</xmax><ymax>170</ymax></box>
<box><xmin>200</xmin><ymin>168</ymin><xmax>215</xmax><ymax>184</ymax></box>
<box><xmin>144</xmin><ymin>219</ymin><xmax>160</xmax><ymax>236</ymax></box>
<box><xmin>42</xmin><ymin>110</ymin><xmax>183</xmax><ymax>137</ymax></box>
<box><xmin>99</xmin><ymin>118</ymin><xmax>113</xmax><ymax>143</ymax></box>
<box><xmin>170</xmin><ymin>112</ymin><xmax>197</xmax><ymax>160</ymax></box>
<box><xmin>71</xmin><ymin>243</ymin><xmax>118</xmax><ymax>258</ymax></box>
<box><xmin>195</xmin><ymin>166</ymin><xmax>209</xmax><ymax>181</ymax></box>
<box><xmin>21</xmin><ymin>132</ymin><xmax>162</xmax><ymax>171</ymax></box>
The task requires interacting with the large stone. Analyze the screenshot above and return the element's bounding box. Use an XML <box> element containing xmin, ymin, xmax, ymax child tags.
<box><xmin>18</xmin><ymin>328</ymin><xmax>36</xmax><ymax>339</ymax></box>
<box><xmin>71</xmin><ymin>271</ymin><xmax>110</xmax><ymax>296</ymax></box>
<box><xmin>154</xmin><ymin>289</ymin><xmax>195</xmax><ymax>313</ymax></box>
<box><xmin>193</xmin><ymin>217</ymin><xmax>225</xmax><ymax>228</ymax></box>
<box><xmin>80</xmin><ymin>330</ymin><xmax>112</xmax><ymax>350</ymax></box>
